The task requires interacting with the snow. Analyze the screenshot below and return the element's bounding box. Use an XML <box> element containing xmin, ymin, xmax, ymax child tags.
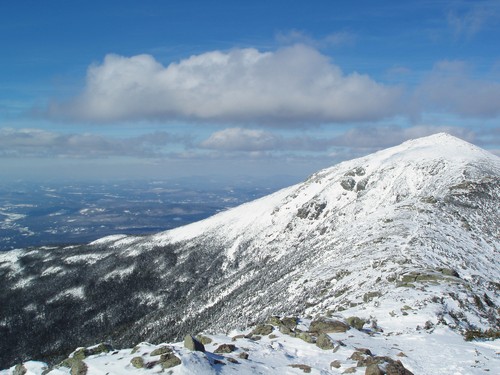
<box><xmin>103</xmin><ymin>266</ymin><xmax>135</xmax><ymax>280</ymax></box>
<box><xmin>41</xmin><ymin>266</ymin><xmax>64</xmax><ymax>276</ymax></box>
<box><xmin>1</xmin><ymin>319</ymin><xmax>497</xmax><ymax>374</ymax></box>
<box><xmin>64</xmin><ymin>253</ymin><xmax>108</xmax><ymax>265</ymax></box>
<box><xmin>48</xmin><ymin>286</ymin><xmax>85</xmax><ymax>302</ymax></box>
<box><xmin>89</xmin><ymin>234</ymin><xmax>128</xmax><ymax>245</ymax></box>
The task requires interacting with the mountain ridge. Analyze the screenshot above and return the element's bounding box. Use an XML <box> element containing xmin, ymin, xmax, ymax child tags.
<box><xmin>0</xmin><ymin>133</ymin><xmax>499</xmax><ymax>372</ymax></box>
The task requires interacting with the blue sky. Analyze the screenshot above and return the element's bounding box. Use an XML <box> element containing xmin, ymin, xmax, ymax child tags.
<box><xmin>1</xmin><ymin>0</ymin><xmax>499</xmax><ymax>182</ymax></box>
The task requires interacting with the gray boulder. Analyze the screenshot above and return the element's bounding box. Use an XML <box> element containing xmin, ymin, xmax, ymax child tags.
<box><xmin>309</xmin><ymin>317</ymin><xmax>348</xmax><ymax>333</ymax></box>
<box><xmin>184</xmin><ymin>335</ymin><xmax>206</xmax><ymax>352</ymax></box>
<box><xmin>13</xmin><ymin>364</ymin><xmax>27</xmax><ymax>375</ymax></box>
<box><xmin>315</xmin><ymin>333</ymin><xmax>335</xmax><ymax>350</ymax></box>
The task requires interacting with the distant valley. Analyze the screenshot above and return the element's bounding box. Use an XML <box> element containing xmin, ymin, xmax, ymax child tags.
<box><xmin>0</xmin><ymin>177</ymin><xmax>294</xmax><ymax>251</ymax></box>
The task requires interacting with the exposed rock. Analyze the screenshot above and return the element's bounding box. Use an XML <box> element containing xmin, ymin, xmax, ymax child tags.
<box><xmin>296</xmin><ymin>331</ymin><xmax>315</xmax><ymax>343</ymax></box>
<box><xmin>281</xmin><ymin>317</ymin><xmax>298</xmax><ymax>330</ymax></box>
<box><xmin>346</xmin><ymin>316</ymin><xmax>365</xmax><ymax>330</ymax></box>
<box><xmin>70</xmin><ymin>360</ymin><xmax>88</xmax><ymax>375</ymax></box>
<box><xmin>214</xmin><ymin>344</ymin><xmax>237</xmax><ymax>353</ymax></box>
<box><xmin>159</xmin><ymin>353</ymin><xmax>181</xmax><ymax>369</ymax></box>
<box><xmin>86</xmin><ymin>343</ymin><xmax>113</xmax><ymax>356</ymax></box>
<box><xmin>145</xmin><ymin>360</ymin><xmax>159</xmax><ymax>369</ymax></box>
<box><xmin>68</xmin><ymin>343</ymin><xmax>113</xmax><ymax>362</ymax></box>
<box><xmin>150</xmin><ymin>346</ymin><xmax>172</xmax><ymax>356</ymax></box>
<box><xmin>365</xmin><ymin>364</ymin><xmax>384</xmax><ymax>375</ymax></box>
<box><xmin>227</xmin><ymin>357</ymin><xmax>239</xmax><ymax>364</ymax></box>
<box><xmin>345</xmin><ymin>166</ymin><xmax>366</xmax><ymax>176</ymax></box>
<box><xmin>279</xmin><ymin>325</ymin><xmax>293</xmax><ymax>335</ymax></box>
<box><xmin>266</xmin><ymin>316</ymin><xmax>282</xmax><ymax>326</ymax></box>
<box><xmin>385</xmin><ymin>360</ymin><xmax>413</xmax><ymax>375</ymax></box>
<box><xmin>315</xmin><ymin>333</ymin><xmax>335</xmax><ymax>350</ymax></box>
<box><xmin>424</xmin><ymin>320</ymin><xmax>434</xmax><ymax>330</ymax></box>
<box><xmin>331</xmin><ymin>360</ymin><xmax>342</xmax><ymax>369</ymax></box>
<box><xmin>363</xmin><ymin>292</ymin><xmax>381</xmax><ymax>303</ymax></box>
<box><xmin>354</xmin><ymin>166</ymin><xmax>366</xmax><ymax>176</ymax></box>
<box><xmin>71</xmin><ymin>348</ymin><xmax>86</xmax><ymax>361</ymax></box>
<box><xmin>130</xmin><ymin>357</ymin><xmax>144</xmax><ymax>368</ymax></box>
<box><xmin>420</xmin><ymin>196</ymin><xmax>437</xmax><ymax>204</ymax></box>
<box><xmin>343</xmin><ymin>367</ymin><xmax>357</xmax><ymax>374</ymax></box>
<box><xmin>297</xmin><ymin>202</ymin><xmax>327</xmax><ymax>220</ymax></box>
<box><xmin>184</xmin><ymin>335</ymin><xmax>205</xmax><ymax>352</ymax></box>
<box><xmin>341</xmin><ymin>177</ymin><xmax>356</xmax><ymax>191</ymax></box>
<box><xmin>356</xmin><ymin>355</ymin><xmax>392</xmax><ymax>367</ymax></box>
<box><xmin>400</xmin><ymin>270</ymin><xmax>460</xmax><ymax>285</ymax></box>
<box><xmin>288</xmin><ymin>363</ymin><xmax>312</xmax><ymax>373</ymax></box>
<box><xmin>196</xmin><ymin>335</ymin><xmax>213</xmax><ymax>345</ymax></box>
<box><xmin>13</xmin><ymin>364</ymin><xmax>27</xmax><ymax>375</ymax></box>
<box><xmin>350</xmin><ymin>351</ymin><xmax>368</xmax><ymax>362</ymax></box>
<box><xmin>356</xmin><ymin>178</ymin><xmax>369</xmax><ymax>192</ymax></box>
<box><xmin>309</xmin><ymin>317</ymin><xmax>349</xmax><ymax>333</ymax></box>
<box><xmin>251</xmin><ymin>324</ymin><xmax>274</xmax><ymax>336</ymax></box>
<box><xmin>130</xmin><ymin>345</ymin><xmax>140</xmax><ymax>354</ymax></box>
<box><xmin>356</xmin><ymin>348</ymin><xmax>373</xmax><ymax>356</ymax></box>
<box><xmin>438</xmin><ymin>268</ymin><xmax>460</xmax><ymax>278</ymax></box>
<box><xmin>238</xmin><ymin>352</ymin><xmax>249</xmax><ymax>360</ymax></box>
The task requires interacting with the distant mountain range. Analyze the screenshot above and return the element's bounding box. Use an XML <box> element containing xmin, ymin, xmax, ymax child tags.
<box><xmin>1</xmin><ymin>133</ymin><xmax>499</xmax><ymax>373</ymax></box>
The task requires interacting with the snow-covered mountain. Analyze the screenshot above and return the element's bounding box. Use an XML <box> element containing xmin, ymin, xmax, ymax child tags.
<box><xmin>1</xmin><ymin>133</ymin><xmax>499</xmax><ymax>373</ymax></box>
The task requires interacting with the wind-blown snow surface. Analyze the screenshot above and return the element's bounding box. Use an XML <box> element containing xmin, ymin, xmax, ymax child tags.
<box><xmin>0</xmin><ymin>133</ymin><xmax>499</xmax><ymax>373</ymax></box>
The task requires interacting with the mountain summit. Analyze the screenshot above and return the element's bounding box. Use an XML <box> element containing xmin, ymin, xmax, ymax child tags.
<box><xmin>1</xmin><ymin>133</ymin><xmax>499</xmax><ymax>371</ymax></box>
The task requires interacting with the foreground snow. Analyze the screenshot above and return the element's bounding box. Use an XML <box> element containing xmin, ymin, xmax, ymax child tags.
<box><xmin>2</xmin><ymin>316</ymin><xmax>499</xmax><ymax>375</ymax></box>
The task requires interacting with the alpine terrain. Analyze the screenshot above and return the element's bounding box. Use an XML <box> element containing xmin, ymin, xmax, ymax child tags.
<box><xmin>1</xmin><ymin>133</ymin><xmax>499</xmax><ymax>374</ymax></box>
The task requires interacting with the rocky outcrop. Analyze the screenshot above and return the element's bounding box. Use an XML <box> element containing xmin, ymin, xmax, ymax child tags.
<box><xmin>309</xmin><ymin>317</ymin><xmax>349</xmax><ymax>333</ymax></box>
<box><xmin>183</xmin><ymin>335</ymin><xmax>205</xmax><ymax>352</ymax></box>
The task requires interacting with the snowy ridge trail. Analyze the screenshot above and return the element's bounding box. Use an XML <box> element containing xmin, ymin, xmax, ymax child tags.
<box><xmin>0</xmin><ymin>133</ymin><xmax>499</xmax><ymax>373</ymax></box>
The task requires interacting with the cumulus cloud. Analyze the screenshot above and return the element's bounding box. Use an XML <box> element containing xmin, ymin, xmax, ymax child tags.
<box><xmin>415</xmin><ymin>61</ymin><xmax>500</xmax><ymax>118</ymax></box>
<box><xmin>0</xmin><ymin>128</ymin><xmax>190</xmax><ymax>158</ymax></box>
<box><xmin>47</xmin><ymin>45</ymin><xmax>403</xmax><ymax>124</ymax></box>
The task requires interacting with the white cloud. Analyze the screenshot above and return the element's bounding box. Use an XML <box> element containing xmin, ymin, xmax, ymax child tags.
<box><xmin>415</xmin><ymin>61</ymin><xmax>500</xmax><ymax>118</ymax></box>
<box><xmin>47</xmin><ymin>45</ymin><xmax>403</xmax><ymax>124</ymax></box>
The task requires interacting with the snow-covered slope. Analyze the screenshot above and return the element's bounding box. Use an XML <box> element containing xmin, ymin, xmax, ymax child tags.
<box><xmin>0</xmin><ymin>133</ymin><xmax>499</xmax><ymax>373</ymax></box>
